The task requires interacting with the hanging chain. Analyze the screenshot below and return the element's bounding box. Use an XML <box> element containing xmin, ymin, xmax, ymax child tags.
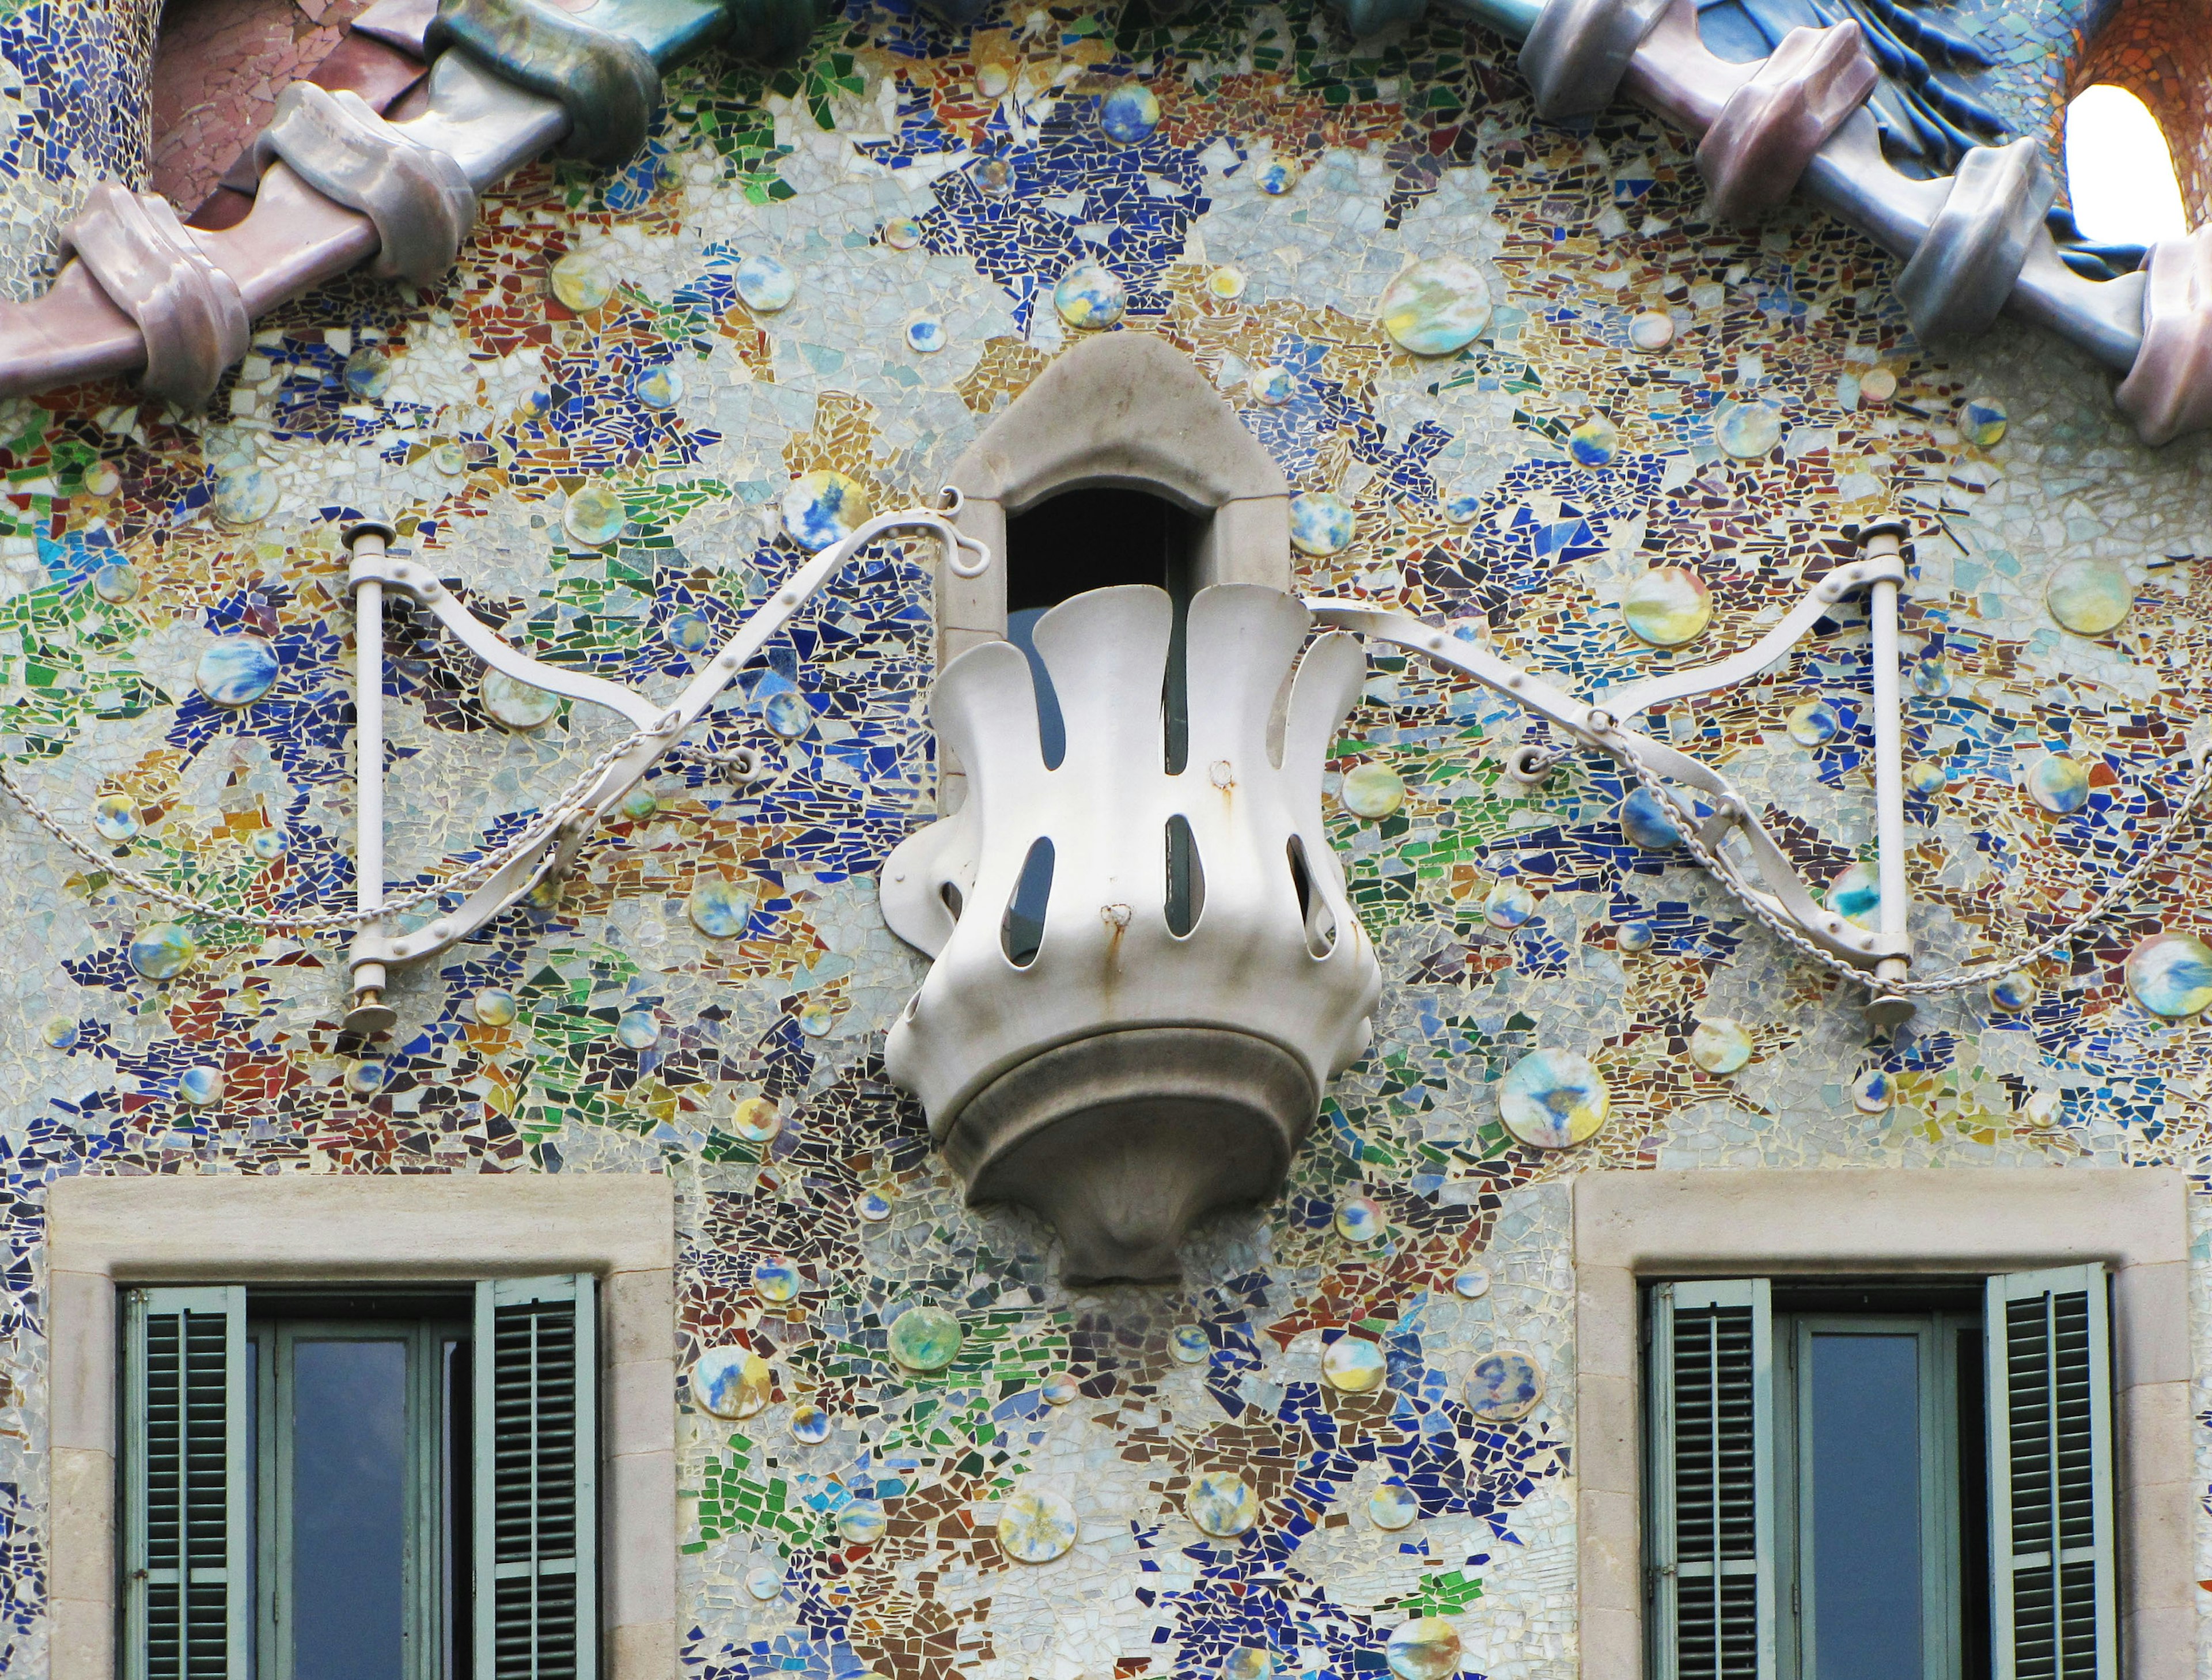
<box><xmin>0</xmin><ymin>728</ymin><xmax>650</xmax><ymax>934</ymax></box>
<box><xmin>1590</xmin><ymin>715</ymin><xmax>2212</xmax><ymax>997</ymax></box>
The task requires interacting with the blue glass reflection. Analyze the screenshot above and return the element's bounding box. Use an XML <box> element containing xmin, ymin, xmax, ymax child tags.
<box><xmin>1809</xmin><ymin>1333</ymin><xmax>1922</xmax><ymax>1680</ymax></box>
<box><xmin>293</xmin><ymin>1340</ymin><xmax>407</xmax><ymax>1680</ymax></box>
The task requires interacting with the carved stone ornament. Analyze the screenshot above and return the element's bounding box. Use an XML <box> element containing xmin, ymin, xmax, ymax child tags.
<box><xmin>58</xmin><ymin>184</ymin><xmax>251</xmax><ymax>411</ymax></box>
<box><xmin>1517</xmin><ymin>0</ymin><xmax>1670</xmax><ymax>123</ymax></box>
<box><xmin>2115</xmin><ymin>228</ymin><xmax>2212</xmax><ymax>449</ymax></box>
<box><xmin>1895</xmin><ymin>139</ymin><xmax>2057</xmax><ymax>349</ymax></box>
<box><xmin>424</xmin><ymin>0</ymin><xmax>661</xmax><ymax>166</ymax></box>
<box><xmin>881</xmin><ymin>584</ymin><xmax>1382</xmax><ymax>1282</ymax></box>
<box><xmin>1695</xmin><ymin>22</ymin><xmax>1878</xmax><ymax>223</ymax></box>
<box><xmin>251</xmin><ymin>82</ymin><xmax>479</xmax><ymax>285</ymax></box>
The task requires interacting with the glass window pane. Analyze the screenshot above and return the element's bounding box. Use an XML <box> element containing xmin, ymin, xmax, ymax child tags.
<box><xmin>292</xmin><ymin>1340</ymin><xmax>408</xmax><ymax>1680</ymax></box>
<box><xmin>1808</xmin><ymin>1332</ymin><xmax>1922</xmax><ymax>1680</ymax></box>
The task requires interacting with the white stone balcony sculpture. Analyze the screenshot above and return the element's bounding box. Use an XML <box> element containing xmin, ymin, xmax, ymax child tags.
<box><xmin>881</xmin><ymin>582</ymin><xmax>1382</xmax><ymax>1282</ymax></box>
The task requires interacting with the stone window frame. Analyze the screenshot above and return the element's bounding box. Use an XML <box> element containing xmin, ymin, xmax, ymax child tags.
<box><xmin>934</xmin><ymin>332</ymin><xmax>1293</xmax><ymax>806</ymax></box>
<box><xmin>46</xmin><ymin>1172</ymin><xmax>676</xmax><ymax>1680</ymax></box>
<box><xmin>1574</xmin><ymin>1167</ymin><xmax>2195</xmax><ymax>1680</ymax></box>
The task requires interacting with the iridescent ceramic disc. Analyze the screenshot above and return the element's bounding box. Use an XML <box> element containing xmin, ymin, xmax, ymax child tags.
<box><xmin>1185</xmin><ymin>1469</ymin><xmax>1258</xmax><ymax>1537</ymax></box>
<box><xmin>734</xmin><ymin>253</ymin><xmax>797</xmax><ymax>313</ymax></box>
<box><xmin>1171</xmin><ymin>1323</ymin><xmax>1211</xmax><ymax>1363</ymax></box>
<box><xmin>1786</xmin><ymin>700</ymin><xmax>1839</xmax><ymax>747</ymax></box>
<box><xmin>92</xmin><ymin>792</ymin><xmax>138</xmax><ymax>842</ymax></box>
<box><xmin>1054</xmin><ymin>263</ymin><xmax>1127</xmax><ymax>330</ymax></box>
<box><xmin>1912</xmin><ymin>655</ymin><xmax>1950</xmax><ymax>698</ymax></box>
<box><xmin>791</xmin><ymin>1403</ymin><xmax>832</xmax><ymax>1444</ymax></box>
<box><xmin>782</xmin><ymin>470</ymin><xmax>872</xmax><ymax>551</ymax></box>
<box><xmin>633</xmin><ymin>364</ymin><xmax>683</xmax><ymax>408</ymax></box>
<box><xmin>1334</xmin><ymin>1196</ymin><xmax>1385</xmax><ymax>1243</ymax></box>
<box><xmin>906</xmin><ymin>316</ymin><xmax>947</xmax><ymax>354</ymax></box>
<box><xmin>1826</xmin><ymin>861</ymin><xmax>1881</xmax><ymax>930</ymax></box>
<box><xmin>1498</xmin><ymin>1049</ymin><xmax>1608</xmax><ymax>1149</ymax></box>
<box><xmin>1959</xmin><ymin>397</ymin><xmax>2006</xmax><ymax>447</ymax></box>
<box><xmin>2028</xmin><ymin>754</ymin><xmax>2090</xmax><ymax>815</ymax></box>
<box><xmin>130</xmin><ymin>923</ymin><xmax>198</xmax><ymax>981</ymax></box>
<box><xmin>1618</xmin><ymin>787</ymin><xmax>1681</xmax><ymax>849</ymax></box>
<box><xmin>1622</xmin><ymin>566</ymin><xmax>1711</xmax><ymax>647</ymax></box>
<box><xmin>1042</xmin><ymin>1373</ymin><xmax>1079</xmax><ymax>1405</ymax></box>
<box><xmin>731</xmin><ymin>1095</ymin><xmax>781</xmax><ymax>1141</ymax></box>
<box><xmin>1450</xmin><ymin>1267</ymin><xmax>1491</xmax><ymax>1299</ymax></box>
<box><xmin>857</xmin><ymin>1190</ymin><xmax>893</xmax><ymax>1222</ymax></box>
<box><xmin>1320</xmin><ymin>1336</ymin><xmax>1388</xmax><ymax>1394</ymax></box>
<box><xmin>564</xmin><ymin>482</ymin><xmax>627</xmax><ymax>548</ymax></box>
<box><xmin>251</xmin><ymin>827</ymin><xmax>287</xmax><ymax>860</ymax></box>
<box><xmin>93</xmin><ymin>561</ymin><xmax>138</xmax><ymax>602</ymax></box>
<box><xmin>197</xmin><ymin>636</ymin><xmax>279</xmax><ymax>706</ymax></box>
<box><xmin>881</xmin><ymin>216</ymin><xmax>921</xmax><ymax>249</ymax></box>
<box><xmin>1688</xmin><ymin>1019</ymin><xmax>1752</xmax><ymax>1076</ymax></box>
<box><xmin>1715</xmin><ymin>400</ymin><xmax>1783</xmax><ymax>459</ymax></box>
<box><xmin>41</xmin><ymin>1017</ymin><xmax>78</xmax><ymax>1049</ymax></box>
<box><xmin>2125</xmin><ymin>933</ymin><xmax>2212</xmax><ymax>1019</ymax></box>
<box><xmin>692</xmin><ymin>1347</ymin><xmax>772</xmax><ymax>1419</ymax></box>
<box><xmin>1568</xmin><ymin>413</ymin><xmax>1618</xmax><ymax>466</ymax></box>
<box><xmin>1208</xmin><ymin>265</ymin><xmax>1247</xmax><ymax>300</ymax></box>
<box><xmin>2045</xmin><ymin>559</ymin><xmax>2131</xmax><ymax>637</ymax></box>
<box><xmin>179</xmin><ymin>1065</ymin><xmax>224</xmax><ymax>1106</ymax></box>
<box><xmin>82</xmin><ymin>460</ymin><xmax>120</xmax><ymax>495</ymax></box>
<box><xmin>1853</xmin><ymin>1068</ymin><xmax>1894</xmax><ymax>1113</ymax></box>
<box><xmin>1340</xmin><ymin>761</ymin><xmax>1404</xmax><ymax>819</ymax></box>
<box><xmin>999</xmin><ymin>1486</ymin><xmax>1079</xmax><ymax>1562</ymax></box>
<box><xmin>690</xmin><ymin>877</ymin><xmax>748</xmax><ymax>938</ymax></box>
<box><xmin>1629</xmin><ymin>311</ymin><xmax>1675</xmax><ymax>351</ymax></box>
<box><xmin>616</xmin><ymin>1009</ymin><xmax>660</xmax><ymax>1050</ymax></box>
<box><xmin>1099</xmin><ymin>82</ymin><xmax>1161</xmax><ymax>143</ymax></box>
<box><xmin>1466</xmin><ymin>1348</ymin><xmax>1543</xmax><ymax>1420</ymax></box>
<box><xmin>1369</xmin><ymin>1483</ymin><xmax>1419</xmax><ymax>1530</ymax></box>
<box><xmin>347</xmin><ymin>1060</ymin><xmax>386</xmax><ymax>1095</ymax></box>
<box><xmin>1289</xmin><ymin>491</ymin><xmax>1355</xmax><ymax>555</ymax></box>
<box><xmin>797</xmin><ymin>1000</ymin><xmax>834</xmax><ymax>1036</ymax></box>
<box><xmin>753</xmin><ymin>1259</ymin><xmax>801</xmax><ymax>1303</ymax></box>
<box><xmin>1379</xmin><ymin>255</ymin><xmax>1493</xmax><ymax>357</ymax></box>
<box><xmin>764</xmin><ymin>690</ymin><xmax>813</xmax><ymax>737</ymax></box>
<box><xmin>745</xmin><ymin>1563</ymin><xmax>785</xmax><ymax>1600</ymax></box>
<box><xmin>1858</xmin><ymin>366</ymin><xmax>1897</xmax><ymax>404</ymax></box>
<box><xmin>1616</xmin><ymin>920</ymin><xmax>1654</xmax><ymax>952</ymax></box>
<box><xmin>474</xmin><ymin>988</ymin><xmax>518</xmax><ymax>1027</ymax></box>
<box><xmin>550</xmin><ymin>249</ymin><xmax>613</xmax><ymax>312</ymax></box>
<box><xmin>1249</xmin><ymin>365</ymin><xmax>1293</xmax><ymax>405</ymax></box>
<box><xmin>344</xmin><ymin>347</ymin><xmax>392</xmax><ymax>400</ymax></box>
<box><xmin>1907</xmin><ymin>760</ymin><xmax>1948</xmax><ymax>796</ymax></box>
<box><xmin>482</xmin><ymin>669</ymin><xmax>559</xmax><ymax>731</ymax></box>
<box><xmin>888</xmin><ymin>1303</ymin><xmax>962</xmax><ymax>1371</ymax></box>
<box><xmin>1483</xmin><ymin>879</ymin><xmax>1537</xmax><ymax>929</ymax></box>
<box><xmin>618</xmin><ymin>786</ymin><xmax>658</xmax><ymax>820</ymax></box>
<box><xmin>1257</xmin><ymin>158</ymin><xmax>1300</xmax><ymax>195</ymax></box>
<box><xmin>1986</xmin><ymin>971</ymin><xmax>2035</xmax><ymax>1012</ymax></box>
<box><xmin>1221</xmin><ymin>1649</ymin><xmax>1272</xmax><ymax>1680</ymax></box>
<box><xmin>1384</xmin><ymin>1615</ymin><xmax>1463</xmax><ymax>1680</ymax></box>
<box><xmin>838</xmin><ymin>1501</ymin><xmax>887</xmax><ymax>1545</ymax></box>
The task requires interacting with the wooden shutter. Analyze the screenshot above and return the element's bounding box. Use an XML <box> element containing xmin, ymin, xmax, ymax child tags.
<box><xmin>1987</xmin><ymin>1265</ymin><xmax>2115</xmax><ymax>1680</ymax></box>
<box><xmin>1649</xmin><ymin>1280</ymin><xmax>1775</xmax><ymax>1680</ymax></box>
<box><xmin>475</xmin><ymin>1274</ymin><xmax>599</xmax><ymax>1680</ymax></box>
<box><xmin>123</xmin><ymin>1286</ymin><xmax>248</xmax><ymax>1680</ymax></box>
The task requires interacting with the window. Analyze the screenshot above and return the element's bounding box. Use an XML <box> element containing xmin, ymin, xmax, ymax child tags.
<box><xmin>121</xmin><ymin>1276</ymin><xmax>597</xmax><ymax>1680</ymax></box>
<box><xmin>1647</xmin><ymin>1266</ymin><xmax>2113</xmax><ymax>1680</ymax></box>
<box><xmin>2062</xmin><ymin>85</ymin><xmax>2188</xmax><ymax>248</ymax></box>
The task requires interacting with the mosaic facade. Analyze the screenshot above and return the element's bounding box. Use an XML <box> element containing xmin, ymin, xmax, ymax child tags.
<box><xmin>0</xmin><ymin>0</ymin><xmax>2207</xmax><ymax>1671</ymax></box>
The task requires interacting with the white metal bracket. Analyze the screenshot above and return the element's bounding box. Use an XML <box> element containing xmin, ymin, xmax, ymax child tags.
<box><xmin>1308</xmin><ymin>522</ymin><xmax>1919</xmax><ymax>1028</ymax></box>
<box><xmin>337</xmin><ymin>498</ymin><xmax>988</xmax><ymax>1036</ymax></box>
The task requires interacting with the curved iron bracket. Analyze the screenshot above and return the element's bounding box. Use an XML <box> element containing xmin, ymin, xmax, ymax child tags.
<box><xmin>1305</xmin><ymin>524</ymin><xmax>1919</xmax><ymax>1028</ymax></box>
<box><xmin>337</xmin><ymin>500</ymin><xmax>988</xmax><ymax>1035</ymax></box>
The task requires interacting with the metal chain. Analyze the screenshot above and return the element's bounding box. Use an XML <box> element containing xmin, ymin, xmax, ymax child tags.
<box><xmin>1594</xmin><ymin>720</ymin><xmax>2212</xmax><ymax>997</ymax></box>
<box><xmin>0</xmin><ymin>728</ymin><xmax>651</xmax><ymax>934</ymax></box>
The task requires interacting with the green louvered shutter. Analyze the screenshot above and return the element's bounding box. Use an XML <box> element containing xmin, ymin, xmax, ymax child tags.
<box><xmin>1988</xmin><ymin>1265</ymin><xmax>2115</xmax><ymax>1680</ymax></box>
<box><xmin>475</xmin><ymin>1274</ymin><xmax>598</xmax><ymax>1680</ymax></box>
<box><xmin>123</xmin><ymin>1286</ymin><xmax>248</xmax><ymax>1680</ymax></box>
<box><xmin>1649</xmin><ymin>1280</ymin><xmax>1775</xmax><ymax>1680</ymax></box>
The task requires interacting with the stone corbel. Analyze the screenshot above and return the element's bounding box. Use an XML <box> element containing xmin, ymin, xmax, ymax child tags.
<box><xmin>2115</xmin><ymin>229</ymin><xmax>2212</xmax><ymax>448</ymax></box>
<box><xmin>1695</xmin><ymin>22</ymin><xmax>1879</xmax><ymax>222</ymax></box>
<box><xmin>57</xmin><ymin>184</ymin><xmax>251</xmax><ymax>411</ymax></box>
<box><xmin>424</xmin><ymin>0</ymin><xmax>663</xmax><ymax>167</ymax></box>
<box><xmin>251</xmin><ymin>82</ymin><xmax>479</xmax><ymax>285</ymax></box>
<box><xmin>1893</xmin><ymin>138</ymin><xmax>2058</xmax><ymax>349</ymax></box>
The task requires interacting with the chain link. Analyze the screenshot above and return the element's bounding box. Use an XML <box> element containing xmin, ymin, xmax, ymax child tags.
<box><xmin>0</xmin><ymin>728</ymin><xmax>651</xmax><ymax>934</ymax></box>
<box><xmin>1595</xmin><ymin>723</ymin><xmax>2212</xmax><ymax>998</ymax></box>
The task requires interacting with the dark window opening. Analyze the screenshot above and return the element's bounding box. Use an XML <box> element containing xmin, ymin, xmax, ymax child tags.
<box><xmin>1001</xmin><ymin>837</ymin><xmax>1055</xmax><ymax>967</ymax></box>
<box><xmin>1004</xmin><ymin>487</ymin><xmax>1200</xmax><ymax>771</ymax></box>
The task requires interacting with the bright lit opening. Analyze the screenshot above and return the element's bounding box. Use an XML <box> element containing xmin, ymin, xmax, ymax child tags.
<box><xmin>2063</xmin><ymin>84</ymin><xmax>2188</xmax><ymax>247</ymax></box>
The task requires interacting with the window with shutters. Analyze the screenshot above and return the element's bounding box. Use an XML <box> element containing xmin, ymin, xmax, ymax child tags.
<box><xmin>1646</xmin><ymin>1267</ymin><xmax>2115</xmax><ymax>1680</ymax></box>
<box><xmin>120</xmin><ymin>1275</ymin><xmax>598</xmax><ymax>1680</ymax></box>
